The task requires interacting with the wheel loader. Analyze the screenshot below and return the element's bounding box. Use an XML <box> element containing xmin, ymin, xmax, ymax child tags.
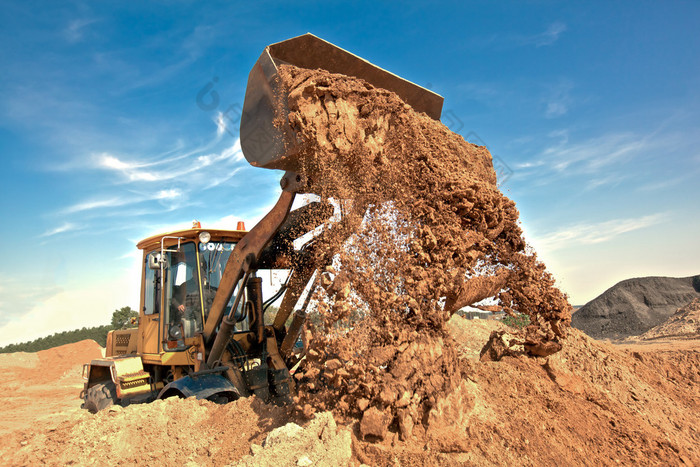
<box><xmin>81</xmin><ymin>33</ymin><xmax>444</xmax><ymax>412</ymax></box>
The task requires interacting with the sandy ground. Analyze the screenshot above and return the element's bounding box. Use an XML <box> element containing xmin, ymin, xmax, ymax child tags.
<box><xmin>0</xmin><ymin>340</ymin><xmax>103</xmax><ymax>436</ymax></box>
<box><xmin>0</xmin><ymin>318</ymin><xmax>698</xmax><ymax>466</ymax></box>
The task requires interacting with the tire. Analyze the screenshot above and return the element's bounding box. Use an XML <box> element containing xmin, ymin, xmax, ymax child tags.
<box><xmin>83</xmin><ymin>382</ymin><xmax>118</xmax><ymax>414</ymax></box>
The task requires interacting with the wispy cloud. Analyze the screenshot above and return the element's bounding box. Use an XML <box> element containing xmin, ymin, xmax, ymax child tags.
<box><xmin>63</xmin><ymin>189</ymin><xmax>184</xmax><ymax>214</ymax></box>
<box><xmin>39</xmin><ymin>222</ymin><xmax>79</xmax><ymax>238</ymax></box>
<box><xmin>532</xmin><ymin>213</ymin><xmax>666</xmax><ymax>252</ymax></box>
<box><xmin>53</xmin><ymin>136</ymin><xmax>246</xmax><ymax>227</ymax></box>
<box><xmin>531</xmin><ymin>22</ymin><xmax>567</xmax><ymax>47</ymax></box>
<box><xmin>544</xmin><ymin>131</ymin><xmax>648</xmax><ymax>172</ymax></box>
<box><xmin>63</xmin><ymin>18</ymin><xmax>99</xmax><ymax>43</ymax></box>
<box><xmin>636</xmin><ymin>175</ymin><xmax>688</xmax><ymax>192</ymax></box>
<box><xmin>94</xmin><ymin>137</ymin><xmax>242</xmax><ymax>183</ymax></box>
<box><xmin>476</xmin><ymin>22</ymin><xmax>567</xmax><ymax>50</ymax></box>
<box><xmin>544</xmin><ymin>81</ymin><xmax>574</xmax><ymax>118</ymax></box>
<box><xmin>64</xmin><ymin>198</ymin><xmax>130</xmax><ymax>214</ymax></box>
<box><xmin>510</xmin><ymin>129</ymin><xmax>663</xmax><ymax>189</ymax></box>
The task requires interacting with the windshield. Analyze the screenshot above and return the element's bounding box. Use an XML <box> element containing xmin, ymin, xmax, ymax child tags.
<box><xmin>165</xmin><ymin>242</ymin><xmax>203</xmax><ymax>339</ymax></box>
<box><xmin>198</xmin><ymin>241</ymin><xmax>291</xmax><ymax>331</ymax></box>
<box><xmin>199</xmin><ymin>241</ymin><xmax>242</xmax><ymax>322</ymax></box>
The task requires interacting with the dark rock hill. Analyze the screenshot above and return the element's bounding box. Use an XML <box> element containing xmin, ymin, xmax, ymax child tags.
<box><xmin>572</xmin><ymin>275</ymin><xmax>700</xmax><ymax>339</ymax></box>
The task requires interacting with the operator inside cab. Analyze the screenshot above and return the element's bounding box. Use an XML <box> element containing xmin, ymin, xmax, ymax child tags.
<box><xmin>167</xmin><ymin>245</ymin><xmax>203</xmax><ymax>339</ymax></box>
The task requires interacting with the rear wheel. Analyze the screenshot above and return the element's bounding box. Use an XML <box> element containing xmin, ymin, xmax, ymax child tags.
<box><xmin>83</xmin><ymin>382</ymin><xmax>118</xmax><ymax>413</ymax></box>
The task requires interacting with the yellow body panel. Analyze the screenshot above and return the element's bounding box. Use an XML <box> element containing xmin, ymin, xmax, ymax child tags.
<box><xmin>87</xmin><ymin>356</ymin><xmax>154</xmax><ymax>399</ymax></box>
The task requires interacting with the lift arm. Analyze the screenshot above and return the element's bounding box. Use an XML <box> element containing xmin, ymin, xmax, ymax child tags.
<box><xmin>204</xmin><ymin>171</ymin><xmax>304</xmax><ymax>367</ymax></box>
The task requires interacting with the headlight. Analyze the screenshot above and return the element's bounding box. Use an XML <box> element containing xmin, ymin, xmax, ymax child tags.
<box><xmin>199</xmin><ymin>231</ymin><xmax>211</xmax><ymax>244</ymax></box>
<box><xmin>169</xmin><ymin>325</ymin><xmax>183</xmax><ymax>340</ymax></box>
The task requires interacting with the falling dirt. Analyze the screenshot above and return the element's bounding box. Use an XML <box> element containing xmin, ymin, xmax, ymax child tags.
<box><xmin>272</xmin><ymin>65</ymin><xmax>571</xmax><ymax>436</ymax></box>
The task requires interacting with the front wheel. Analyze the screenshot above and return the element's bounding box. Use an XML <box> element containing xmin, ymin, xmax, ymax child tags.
<box><xmin>83</xmin><ymin>382</ymin><xmax>118</xmax><ymax>413</ymax></box>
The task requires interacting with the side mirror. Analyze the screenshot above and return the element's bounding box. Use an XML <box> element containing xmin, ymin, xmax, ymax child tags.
<box><xmin>148</xmin><ymin>253</ymin><xmax>167</xmax><ymax>270</ymax></box>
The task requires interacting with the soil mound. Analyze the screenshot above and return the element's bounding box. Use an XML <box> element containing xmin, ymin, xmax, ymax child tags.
<box><xmin>1</xmin><ymin>319</ymin><xmax>698</xmax><ymax>465</ymax></box>
<box><xmin>6</xmin><ymin>396</ymin><xmax>293</xmax><ymax>466</ymax></box>
<box><xmin>275</xmin><ymin>65</ymin><xmax>571</xmax><ymax>429</ymax></box>
<box><xmin>239</xmin><ymin>412</ymin><xmax>352</xmax><ymax>466</ymax></box>
<box><xmin>572</xmin><ymin>275</ymin><xmax>700</xmax><ymax>339</ymax></box>
<box><xmin>0</xmin><ymin>339</ymin><xmax>104</xmax><ymax>435</ymax></box>
<box><xmin>640</xmin><ymin>298</ymin><xmax>700</xmax><ymax>340</ymax></box>
<box><xmin>353</xmin><ymin>320</ymin><xmax>700</xmax><ymax>465</ymax></box>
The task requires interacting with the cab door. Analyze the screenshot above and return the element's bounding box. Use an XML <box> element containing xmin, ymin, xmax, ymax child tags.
<box><xmin>139</xmin><ymin>251</ymin><xmax>161</xmax><ymax>354</ymax></box>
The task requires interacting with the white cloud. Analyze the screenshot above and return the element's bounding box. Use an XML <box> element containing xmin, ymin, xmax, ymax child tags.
<box><xmin>63</xmin><ymin>18</ymin><xmax>99</xmax><ymax>43</ymax></box>
<box><xmin>478</xmin><ymin>22</ymin><xmax>567</xmax><ymax>49</ymax></box>
<box><xmin>64</xmin><ymin>198</ymin><xmax>129</xmax><ymax>214</ymax></box>
<box><xmin>544</xmin><ymin>80</ymin><xmax>574</xmax><ymax>118</ymax></box>
<box><xmin>39</xmin><ymin>222</ymin><xmax>78</xmax><ymax>238</ymax></box>
<box><xmin>546</xmin><ymin>132</ymin><xmax>645</xmax><ymax>172</ymax></box>
<box><xmin>154</xmin><ymin>189</ymin><xmax>182</xmax><ymax>200</ymax></box>
<box><xmin>100</xmin><ymin>154</ymin><xmax>134</xmax><ymax>171</ymax></box>
<box><xmin>61</xmin><ymin>189</ymin><xmax>184</xmax><ymax>216</ymax></box>
<box><xmin>510</xmin><ymin>130</ymin><xmax>662</xmax><ymax>188</ymax></box>
<box><xmin>545</xmin><ymin>101</ymin><xmax>568</xmax><ymax>118</ymax></box>
<box><xmin>533</xmin><ymin>22</ymin><xmax>567</xmax><ymax>47</ymax></box>
<box><xmin>216</xmin><ymin>112</ymin><xmax>227</xmax><ymax>137</ymax></box>
<box><xmin>61</xmin><ymin>139</ymin><xmax>245</xmax><ymax>217</ymax></box>
<box><xmin>94</xmin><ymin>138</ymin><xmax>241</xmax><ymax>184</ymax></box>
<box><xmin>513</xmin><ymin>161</ymin><xmax>545</xmax><ymax>169</ymax></box>
<box><xmin>636</xmin><ymin>174</ymin><xmax>694</xmax><ymax>192</ymax></box>
<box><xmin>530</xmin><ymin>213</ymin><xmax>666</xmax><ymax>252</ymax></box>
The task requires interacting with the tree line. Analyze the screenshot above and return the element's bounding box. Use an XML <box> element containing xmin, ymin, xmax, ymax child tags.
<box><xmin>0</xmin><ymin>306</ymin><xmax>138</xmax><ymax>354</ymax></box>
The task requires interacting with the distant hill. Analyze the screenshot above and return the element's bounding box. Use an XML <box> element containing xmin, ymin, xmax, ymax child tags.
<box><xmin>572</xmin><ymin>275</ymin><xmax>700</xmax><ymax>339</ymax></box>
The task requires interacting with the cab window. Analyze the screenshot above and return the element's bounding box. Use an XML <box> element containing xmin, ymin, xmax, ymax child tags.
<box><xmin>165</xmin><ymin>242</ymin><xmax>203</xmax><ymax>338</ymax></box>
<box><xmin>143</xmin><ymin>253</ymin><xmax>159</xmax><ymax>315</ymax></box>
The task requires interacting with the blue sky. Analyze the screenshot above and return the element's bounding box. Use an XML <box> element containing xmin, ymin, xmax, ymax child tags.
<box><xmin>1</xmin><ymin>1</ymin><xmax>698</xmax><ymax>345</ymax></box>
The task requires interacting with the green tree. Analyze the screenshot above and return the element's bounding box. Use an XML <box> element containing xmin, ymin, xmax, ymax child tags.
<box><xmin>111</xmin><ymin>306</ymin><xmax>139</xmax><ymax>329</ymax></box>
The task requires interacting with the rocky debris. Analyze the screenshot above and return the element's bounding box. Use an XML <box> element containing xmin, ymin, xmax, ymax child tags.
<box><xmin>237</xmin><ymin>412</ymin><xmax>352</xmax><ymax>467</ymax></box>
<box><xmin>543</xmin><ymin>352</ymin><xmax>585</xmax><ymax>395</ymax></box>
<box><xmin>573</xmin><ymin>275</ymin><xmax>700</xmax><ymax>339</ymax></box>
<box><xmin>479</xmin><ymin>330</ymin><xmax>520</xmax><ymax>362</ymax></box>
<box><xmin>276</xmin><ymin>64</ymin><xmax>571</xmax><ymax>433</ymax></box>
<box><xmin>359</xmin><ymin>406</ymin><xmax>391</xmax><ymax>440</ymax></box>
<box><xmin>425</xmin><ymin>381</ymin><xmax>475</xmax><ymax>452</ymax></box>
<box><xmin>353</xmin><ymin>327</ymin><xmax>700</xmax><ymax>465</ymax></box>
<box><xmin>639</xmin><ymin>298</ymin><xmax>700</xmax><ymax>340</ymax></box>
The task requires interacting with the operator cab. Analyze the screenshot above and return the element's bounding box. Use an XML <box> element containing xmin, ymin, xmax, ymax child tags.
<box><xmin>137</xmin><ymin>223</ymin><xmax>248</xmax><ymax>353</ymax></box>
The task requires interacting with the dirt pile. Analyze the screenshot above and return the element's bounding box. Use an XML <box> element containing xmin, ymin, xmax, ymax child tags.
<box><xmin>353</xmin><ymin>319</ymin><xmax>700</xmax><ymax>465</ymax></box>
<box><xmin>572</xmin><ymin>275</ymin><xmax>700</xmax><ymax>339</ymax></box>
<box><xmin>0</xmin><ymin>339</ymin><xmax>103</xmax><ymax>434</ymax></box>
<box><xmin>1</xmin><ymin>319</ymin><xmax>698</xmax><ymax>465</ymax></box>
<box><xmin>239</xmin><ymin>411</ymin><xmax>352</xmax><ymax>466</ymax></box>
<box><xmin>274</xmin><ymin>65</ymin><xmax>571</xmax><ymax>432</ymax></box>
<box><xmin>639</xmin><ymin>298</ymin><xmax>700</xmax><ymax>340</ymax></box>
<box><xmin>5</xmin><ymin>396</ymin><xmax>292</xmax><ymax>466</ymax></box>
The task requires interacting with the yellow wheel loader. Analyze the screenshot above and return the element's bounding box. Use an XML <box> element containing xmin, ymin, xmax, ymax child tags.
<box><xmin>81</xmin><ymin>33</ymin><xmax>443</xmax><ymax>412</ymax></box>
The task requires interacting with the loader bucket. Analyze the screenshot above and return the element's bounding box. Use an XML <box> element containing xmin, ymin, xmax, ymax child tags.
<box><xmin>239</xmin><ymin>33</ymin><xmax>444</xmax><ymax>172</ymax></box>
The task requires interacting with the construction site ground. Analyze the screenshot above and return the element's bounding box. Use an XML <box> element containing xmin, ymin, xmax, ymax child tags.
<box><xmin>1</xmin><ymin>316</ymin><xmax>698</xmax><ymax>466</ymax></box>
